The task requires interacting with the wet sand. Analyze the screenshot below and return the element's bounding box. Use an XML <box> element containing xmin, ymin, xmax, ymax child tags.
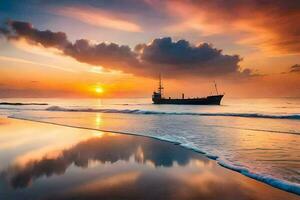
<box><xmin>0</xmin><ymin>117</ymin><xmax>299</xmax><ymax>200</ymax></box>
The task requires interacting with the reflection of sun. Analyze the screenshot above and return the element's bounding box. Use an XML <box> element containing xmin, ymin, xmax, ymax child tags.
<box><xmin>95</xmin><ymin>113</ymin><xmax>102</xmax><ymax>128</ymax></box>
<box><xmin>95</xmin><ymin>87</ymin><xmax>103</xmax><ymax>94</ymax></box>
<box><xmin>93</xmin><ymin>131</ymin><xmax>105</xmax><ymax>138</ymax></box>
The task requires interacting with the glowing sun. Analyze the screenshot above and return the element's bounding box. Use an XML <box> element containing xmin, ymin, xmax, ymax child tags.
<box><xmin>95</xmin><ymin>87</ymin><xmax>104</xmax><ymax>94</ymax></box>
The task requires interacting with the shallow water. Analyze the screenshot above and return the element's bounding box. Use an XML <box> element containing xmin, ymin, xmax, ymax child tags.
<box><xmin>0</xmin><ymin>97</ymin><xmax>300</xmax><ymax>194</ymax></box>
<box><xmin>0</xmin><ymin>118</ymin><xmax>299</xmax><ymax>200</ymax></box>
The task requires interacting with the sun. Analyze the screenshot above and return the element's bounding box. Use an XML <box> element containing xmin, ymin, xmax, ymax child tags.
<box><xmin>95</xmin><ymin>87</ymin><xmax>104</xmax><ymax>94</ymax></box>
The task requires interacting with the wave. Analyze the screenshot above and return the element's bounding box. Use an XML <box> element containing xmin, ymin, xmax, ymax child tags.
<box><xmin>46</xmin><ymin>106</ymin><xmax>300</xmax><ymax>120</ymax></box>
<box><xmin>7</xmin><ymin>115</ymin><xmax>300</xmax><ymax>196</ymax></box>
<box><xmin>218</xmin><ymin>161</ymin><xmax>300</xmax><ymax>195</ymax></box>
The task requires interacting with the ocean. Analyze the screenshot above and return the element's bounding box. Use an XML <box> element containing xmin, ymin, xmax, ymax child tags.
<box><xmin>0</xmin><ymin>97</ymin><xmax>300</xmax><ymax>194</ymax></box>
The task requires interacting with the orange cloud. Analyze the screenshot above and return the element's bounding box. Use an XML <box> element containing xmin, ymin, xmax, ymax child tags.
<box><xmin>0</xmin><ymin>55</ymin><xmax>76</xmax><ymax>73</ymax></box>
<box><xmin>55</xmin><ymin>6</ymin><xmax>142</xmax><ymax>32</ymax></box>
<box><xmin>165</xmin><ymin>0</ymin><xmax>300</xmax><ymax>55</ymax></box>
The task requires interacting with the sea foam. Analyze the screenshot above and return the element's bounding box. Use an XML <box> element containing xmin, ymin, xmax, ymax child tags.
<box><xmin>46</xmin><ymin>106</ymin><xmax>300</xmax><ymax>120</ymax></box>
<box><xmin>218</xmin><ymin>160</ymin><xmax>300</xmax><ymax>195</ymax></box>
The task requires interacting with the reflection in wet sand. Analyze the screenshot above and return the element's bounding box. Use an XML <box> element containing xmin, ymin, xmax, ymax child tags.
<box><xmin>0</xmin><ymin>118</ymin><xmax>299</xmax><ymax>200</ymax></box>
<box><xmin>3</xmin><ymin>133</ymin><xmax>201</xmax><ymax>189</ymax></box>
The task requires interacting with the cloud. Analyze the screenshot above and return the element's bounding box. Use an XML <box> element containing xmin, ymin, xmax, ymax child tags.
<box><xmin>289</xmin><ymin>64</ymin><xmax>300</xmax><ymax>73</ymax></box>
<box><xmin>135</xmin><ymin>37</ymin><xmax>242</xmax><ymax>76</ymax></box>
<box><xmin>64</xmin><ymin>38</ymin><xmax>138</xmax><ymax>72</ymax></box>
<box><xmin>1</xmin><ymin>20</ymin><xmax>253</xmax><ymax>78</ymax></box>
<box><xmin>1</xmin><ymin>20</ymin><xmax>70</xmax><ymax>49</ymax></box>
<box><xmin>165</xmin><ymin>0</ymin><xmax>300</xmax><ymax>55</ymax></box>
<box><xmin>0</xmin><ymin>55</ymin><xmax>76</xmax><ymax>72</ymax></box>
<box><xmin>55</xmin><ymin>6</ymin><xmax>142</xmax><ymax>32</ymax></box>
<box><xmin>1</xmin><ymin>20</ymin><xmax>138</xmax><ymax>72</ymax></box>
<box><xmin>3</xmin><ymin>1</ymin><xmax>300</xmax><ymax>55</ymax></box>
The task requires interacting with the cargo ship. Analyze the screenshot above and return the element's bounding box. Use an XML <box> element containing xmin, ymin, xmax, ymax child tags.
<box><xmin>152</xmin><ymin>76</ymin><xmax>224</xmax><ymax>105</ymax></box>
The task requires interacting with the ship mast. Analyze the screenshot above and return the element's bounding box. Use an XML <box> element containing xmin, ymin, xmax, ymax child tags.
<box><xmin>158</xmin><ymin>74</ymin><xmax>164</xmax><ymax>96</ymax></box>
<box><xmin>214</xmin><ymin>81</ymin><xmax>219</xmax><ymax>95</ymax></box>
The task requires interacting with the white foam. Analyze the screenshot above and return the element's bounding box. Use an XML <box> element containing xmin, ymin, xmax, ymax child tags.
<box><xmin>218</xmin><ymin>160</ymin><xmax>300</xmax><ymax>195</ymax></box>
<box><xmin>45</xmin><ymin>106</ymin><xmax>300</xmax><ymax>120</ymax></box>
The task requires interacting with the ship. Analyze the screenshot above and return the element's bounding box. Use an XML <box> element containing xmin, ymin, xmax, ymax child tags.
<box><xmin>152</xmin><ymin>76</ymin><xmax>224</xmax><ymax>105</ymax></box>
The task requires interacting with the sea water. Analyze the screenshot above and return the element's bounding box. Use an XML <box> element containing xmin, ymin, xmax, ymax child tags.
<box><xmin>0</xmin><ymin>97</ymin><xmax>300</xmax><ymax>194</ymax></box>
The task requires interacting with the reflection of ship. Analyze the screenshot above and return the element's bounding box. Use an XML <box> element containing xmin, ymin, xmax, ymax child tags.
<box><xmin>152</xmin><ymin>75</ymin><xmax>224</xmax><ymax>105</ymax></box>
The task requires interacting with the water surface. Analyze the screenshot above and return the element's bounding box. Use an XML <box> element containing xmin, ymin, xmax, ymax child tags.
<box><xmin>0</xmin><ymin>97</ymin><xmax>300</xmax><ymax>194</ymax></box>
<box><xmin>0</xmin><ymin>118</ymin><xmax>299</xmax><ymax>200</ymax></box>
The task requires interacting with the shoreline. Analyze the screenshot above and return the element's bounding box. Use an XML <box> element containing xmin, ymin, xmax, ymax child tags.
<box><xmin>7</xmin><ymin>116</ymin><xmax>300</xmax><ymax>196</ymax></box>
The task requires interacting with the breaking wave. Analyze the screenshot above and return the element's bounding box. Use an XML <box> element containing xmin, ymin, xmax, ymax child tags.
<box><xmin>218</xmin><ymin>161</ymin><xmax>300</xmax><ymax>195</ymax></box>
<box><xmin>46</xmin><ymin>106</ymin><xmax>300</xmax><ymax>120</ymax></box>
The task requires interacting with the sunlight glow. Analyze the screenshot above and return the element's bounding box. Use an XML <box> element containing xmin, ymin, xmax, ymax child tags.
<box><xmin>95</xmin><ymin>87</ymin><xmax>104</xmax><ymax>94</ymax></box>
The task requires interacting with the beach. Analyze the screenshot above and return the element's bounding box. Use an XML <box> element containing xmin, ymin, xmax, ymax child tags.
<box><xmin>1</xmin><ymin>97</ymin><xmax>300</xmax><ymax>192</ymax></box>
<box><xmin>2</xmin><ymin>1</ymin><xmax>300</xmax><ymax>199</ymax></box>
<box><xmin>0</xmin><ymin>117</ymin><xmax>299</xmax><ymax>200</ymax></box>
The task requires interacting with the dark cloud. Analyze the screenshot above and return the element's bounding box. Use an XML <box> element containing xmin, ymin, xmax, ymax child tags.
<box><xmin>139</xmin><ymin>38</ymin><xmax>222</xmax><ymax>65</ymax></box>
<box><xmin>6</xmin><ymin>20</ymin><xmax>70</xmax><ymax>48</ymax></box>
<box><xmin>64</xmin><ymin>39</ymin><xmax>138</xmax><ymax>71</ymax></box>
<box><xmin>1</xmin><ymin>20</ymin><xmax>252</xmax><ymax>78</ymax></box>
<box><xmin>290</xmin><ymin>64</ymin><xmax>300</xmax><ymax>73</ymax></box>
<box><xmin>2</xmin><ymin>20</ymin><xmax>138</xmax><ymax>72</ymax></box>
<box><xmin>137</xmin><ymin>37</ymin><xmax>241</xmax><ymax>76</ymax></box>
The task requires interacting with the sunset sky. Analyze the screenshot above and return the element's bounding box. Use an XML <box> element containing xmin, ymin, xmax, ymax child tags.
<box><xmin>0</xmin><ymin>0</ymin><xmax>300</xmax><ymax>98</ymax></box>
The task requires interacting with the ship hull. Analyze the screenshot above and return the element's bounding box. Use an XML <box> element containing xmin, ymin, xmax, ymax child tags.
<box><xmin>152</xmin><ymin>95</ymin><xmax>224</xmax><ymax>105</ymax></box>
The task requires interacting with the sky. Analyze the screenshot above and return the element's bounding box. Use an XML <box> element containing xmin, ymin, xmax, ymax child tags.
<box><xmin>0</xmin><ymin>0</ymin><xmax>300</xmax><ymax>98</ymax></box>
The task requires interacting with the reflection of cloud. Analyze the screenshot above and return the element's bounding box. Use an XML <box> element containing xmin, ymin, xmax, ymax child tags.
<box><xmin>68</xmin><ymin>172</ymin><xmax>140</xmax><ymax>194</ymax></box>
<box><xmin>2</xmin><ymin>134</ymin><xmax>202</xmax><ymax>188</ymax></box>
<box><xmin>177</xmin><ymin>172</ymin><xmax>222</xmax><ymax>194</ymax></box>
<box><xmin>0</xmin><ymin>137</ymin><xmax>34</xmax><ymax>151</ymax></box>
<box><xmin>56</xmin><ymin>6</ymin><xmax>142</xmax><ymax>32</ymax></box>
